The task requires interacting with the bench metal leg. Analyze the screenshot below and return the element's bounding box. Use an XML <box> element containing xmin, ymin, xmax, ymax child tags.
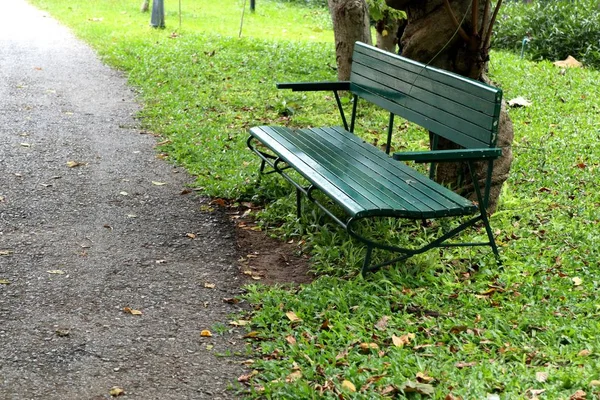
<box><xmin>296</xmin><ymin>188</ymin><xmax>302</xmax><ymax>219</ymax></box>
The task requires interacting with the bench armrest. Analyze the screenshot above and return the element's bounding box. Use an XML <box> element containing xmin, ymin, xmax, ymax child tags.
<box><xmin>276</xmin><ymin>81</ymin><xmax>351</xmax><ymax>92</ymax></box>
<box><xmin>393</xmin><ymin>148</ymin><xmax>502</xmax><ymax>163</ymax></box>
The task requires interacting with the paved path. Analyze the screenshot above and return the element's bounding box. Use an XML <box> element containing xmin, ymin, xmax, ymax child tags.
<box><xmin>0</xmin><ymin>2</ymin><xmax>245</xmax><ymax>399</ymax></box>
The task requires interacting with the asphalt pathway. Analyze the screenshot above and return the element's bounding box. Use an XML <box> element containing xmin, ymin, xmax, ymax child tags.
<box><xmin>0</xmin><ymin>2</ymin><xmax>246</xmax><ymax>399</ymax></box>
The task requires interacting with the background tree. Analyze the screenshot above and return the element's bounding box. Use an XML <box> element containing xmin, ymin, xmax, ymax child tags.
<box><xmin>369</xmin><ymin>0</ymin><xmax>407</xmax><ymax>53</ymax></box>
<box><xmin>385</xmin><ymin>0</ymin><xmax>513</xmax><ymax>213</ymax></box>
<box><xmin>328</xmin><ymin>0</ymin><xmax>372</xmax><ymax>81</ymax></box>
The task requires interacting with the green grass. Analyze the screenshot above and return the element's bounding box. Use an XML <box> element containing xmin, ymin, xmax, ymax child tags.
<box><xmin>28</xmin><ymin>0</ymin><xmax>600</xmax><ymax>398</ymax></box>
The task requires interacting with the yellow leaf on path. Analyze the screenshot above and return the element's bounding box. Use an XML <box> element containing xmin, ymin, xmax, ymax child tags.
<box><xmin>0</xmin><ymin>250</ymin><xmax>12</xmax><ymax>256</ymax></box>
<box><xmin>238</xmin><ymin>370</ymin><xmax>259</xmax><ymax>382</ymax></box>
<box><xmin>286</xmin><ymin>370</ymin><xmax>302</xmax><ymax>383</ymax></box>
<box><xmin>286</xmin><ymin>311</ymin><xmax>302</xmax><ymax>323</ymax></box>
<box><xmin>200</xmin><ymin>330</ymin><xmax>213</xmax><ymax>337</ymax></box>
<box><xmin>392</xmin><ymin>333</ymin><xmax>415</xmax><ymax>347</ymax></box>
<box><xmin>66</xmin><ymin>160</ymin><xmax>84</xmax><ymax>168</ymax></box>
<box><xmin>0</xmin><ymin>279</ymin><xmax>10</xmax><ymax>285</ymax></box>
<box><xmin>123</xmin><ymin>307</ymin><xmax>142</xmax><ymax>315</ymax></box>
<box><xmin>204</xmin><ymin>282</ymin><xmax>215</xmax><ymax>289</ymax></box>
<box><xmin>20</xmin><ymin>143</ymin><xmax>31</xmax><ymax>147</ymax></box>
<box><xmin>187</xmin><ymin>233</ymin><xmax>196</xmax><ymax>239</ymax></box>
<box><xmin>243</xmin><ymin>331</ymin><xmax>260</xmax><ymax>338</ymax></box>
<box><xmin>109</xmin><ymin>386</ymin><xmax>124</xmax><ymax>397</ymax></box>
<box><xmin>342</xmin><ymin>380</ymin><xmax>356</xmax><ymax>392</ymax></box>
<box><xmin>47</xmin><ymin>270</ymin><xmax>65</xmax><ymax>275</ymax></box>
<box><xmin>152</xmin><ymin>181</ymin><xmax>167</xmax><ymax>186</ymax></box>
<box><xmin>229</xmin><ymin>319</ymin><xmax>250</xmax><ymax>326</ymax></box>
<box><xmin>572</xmin><ymin>277</ymin><xmax>583</xmax><ymax>286</ymax></box>
<box><xmin>119</xmin><ymin>191</ymin><xmax>129</xmax><ymax>196</ymax></box>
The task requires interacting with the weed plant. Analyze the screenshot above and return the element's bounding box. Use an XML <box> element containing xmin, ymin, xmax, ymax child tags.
<box><xmin>28</xmin><ymin>0</ymin><xmax>600</xmax><ymax>398</ymax></box>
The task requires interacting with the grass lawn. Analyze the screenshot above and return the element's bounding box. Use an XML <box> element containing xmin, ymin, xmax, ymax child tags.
<box><xmin>28</xmin><ymin>0</ymin><xmax>600</xmax><ymax>398</ymax></box>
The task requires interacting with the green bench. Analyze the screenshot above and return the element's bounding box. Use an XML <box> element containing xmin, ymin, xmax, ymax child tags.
<box><xmin>247</xmin><ymin>42</ymin><xmax>503</xmax><ymax>274</ymax></box>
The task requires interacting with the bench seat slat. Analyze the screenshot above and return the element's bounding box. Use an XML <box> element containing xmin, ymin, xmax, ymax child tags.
<box><xmin>250</xmin><ymin>125</ymin><xmax>478</xmax><ymax>219</ymax></box>
<box><xmin>300</xmin><ymin>127</ymin><xmax>467</xmax><ymax>213</ymax></box>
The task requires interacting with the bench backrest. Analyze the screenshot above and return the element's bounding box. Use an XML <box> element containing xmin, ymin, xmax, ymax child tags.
<box><xmin>349</xmin><ymin>42</ymin><xmax>502</xmax><ymax>149</ymax></box>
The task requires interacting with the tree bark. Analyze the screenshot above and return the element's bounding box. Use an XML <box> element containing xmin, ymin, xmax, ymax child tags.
<box><xmin>385</xmin><ymin>0</ymin><xmax>513</xmax><ymax>213</ymax></box>
<box><xmin>141</xmin><ymin>0</ymin><xmax>150</xmax><ymax>13</ymax></box>
<box><xmin>375</xmin><ymin>12</ymin><xmax>400</xmax><ymax>53</ymax></box>
<box><xmin>328</xmin><ymin>0</ymin><xmax>372</xmax><ymax>81</ymax></box>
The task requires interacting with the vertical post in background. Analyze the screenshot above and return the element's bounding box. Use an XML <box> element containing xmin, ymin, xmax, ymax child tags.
<box><xmin>151</xmin><ymin>0</ymin><xmax>165</xmax><ymax>28</ymax></box>
<box><xmin>250</xmin><ymin>0</ymin><xmax>256</xmax><ymax>12</ymax></box>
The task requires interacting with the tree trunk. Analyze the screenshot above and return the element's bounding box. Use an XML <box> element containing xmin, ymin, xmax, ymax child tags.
<box><xmin>151</xmin><ymin>0</ymin><xmax>165</xmax><ymax>28</ymax></box>
<box><xmin>385</xmin><ymin>0</ymin><xmax>513</xmax><ymax>213</ymax></box>
<box><xmin>328</xmin><ymin>0</ymin><xmax>372</xmax><ymax>81</ymax></box>
<box><xmin>375</xmin><ymin>11</ymin><xmax>400</xmax><ymax>53</ymax></box>
<box><xmin>141</xmin><ymin>0</ymin><xmax>150</xmax><ymax>13</ymax></box>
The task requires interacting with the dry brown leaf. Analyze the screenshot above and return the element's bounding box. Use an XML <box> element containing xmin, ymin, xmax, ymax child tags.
<box><xmin>590</xmin><ymin>380</ymin><xmax>600</xmax><ymax>387</ymax></box>
<box><xmin>416</xmin><ymin>371</ymin><xmax>434</xmax><ymax>383</ymax></box>
<box><xmin>0</xmin><ymin>279</ymin><xmax>10</xmax><ymax>285</ymax></box>
<box><xmin>572</xmin><ymin>277</ymin><xmax>583</xmax><ymax>286</ymax></box>
<box><xmin>200</xmin><ymin>330</ymin><xmax>213</xmax><ymax>337</ymax></box>
<box><xmin>229</xmin><ymin>320</ymin><xmax>251</xmax><ymax>326</ymax></box>
<box><xmin>123</xmin><ymin>307</ymin><xmax>142</xmax><ymax>315</ymax></box>
<box><xmin>535</xmin><ymin>371</ymin><xmax>549</xmax><ymax>382</ymax></box>
<box><xmin>392</xmin><ymin>333</ymin><xmax>415</xmax><ymax>347</ymax></box>
<box><xmin>569</xmin><ymin>389</ymin><xmax>586</xmax><ymax>400</ymax></box>
<box><xmin>151</xmin><ymin>181</ymin><xmax>167</xmax><ymax>186</ymax></box>
<box><xmin>578</xmin><ymin>349</ymin><xmax>591</xmax><ymax>357</ymax></box>
<box><xmin>554</xmin><ymin>55</ymin><xmax>583</xmax><ymax>68</ymax></box>
<box><xmin>375</xmin><ymin>315</ymin><xmax>390</xmax><ymax>331</ymax></box>
<box><xmin>223</xmin><ymin>297</ymin><xmax>240</xmax><ymax>304</ymax></box>
<box><xmin>238</xmin><ymin>370</ymin><xmax>259</xmax><ymax>383</ymax></box>
<box><xmin>109</xmin><ymin>386</ymin><xmax>124</xmax><ymax>397</ymax></box>
<box><xmin>359</xmin><ymin>342</ymin><xmax>379</xmax><ymax>352</ymax></box>
<box><xmin>286</xmin><ymin>370</ymin><xmax>302</xmax><ymax>383</ymax></box>
<box><xmin>445</xmin><ymin>394</ymin><xmax>462</xmax><ymax>400</ymax></box>
<box><xmin>187</xmin><ymin>233</ymin><xmax>196</xmax><ymax>239</ymax></box>
<box><xmin>285</xmin><ymin>335</ymin><xmax>297</xmax><ymax>345</ymax></box>
<box><xmin>455</xmin><ymin>361</ymin><xmax>477</xmax><ymax>369</ymax></box>
<box><xmin>342</xmin><ymin>380</ymin><xmax>356</xmax><ymax>392</ymax></box>
<box><xmin>204</xmin><ymin>282</ymin><xmax>215</xmax><ymax>289</ymax></box>
<box><xmin>286</xmin><ymin>311</ymin><xmax>302</xmax><ymax>323</ymax></box>
<box><xmin>401</xmin><ymin>380</ymin><xmax>434</xmax><ymax>395</ymax></box>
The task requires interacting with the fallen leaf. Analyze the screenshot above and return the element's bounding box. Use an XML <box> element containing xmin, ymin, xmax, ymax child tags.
<box><xmin>590</xmin><ymin>380</ymin><xmax>600</xmax><ymax>387</ymax></box>
<box><xmin>55</xmin><ymin>329</ymin><xmax>70</xmax><ymax>337</ymax></box>
<box><xmin>487</xmin><ymin>395</ymin><xmax>501</xmax><ymax>400</ymax></box>
<box><xmin>223</xmin><ymin>297</ymin><xmax>240</xmax><ymax>304</ymax></box>
<box><xmin>401</xmin><ymin>380</ymin><xmax>434</xmax><ymax>396</ymax></box>
<box><xmin>286</xmin><ymin>370</ymin><xmax>302</xmax><ymax>382</ymax></box>
<box><xmin>109</xmin><ymin>387</ymin><xmax>124</xmax><ymax>397</ymax></box>
<box><xmin>66</xmin><ymin>160</ymin><xmax>84</xmax><ymax>168</ymax></box>
<box><xmin>529</xmin><ymin>389</ymin><xmax>546</xmax><ymax>396</ymax></box>
<box><xmin>204</xmin><ymin>282</ymin><xmax>215</xmax><ymax>289</ymax></box>
<box><xmin>455</xmin><ymin>361</ymin><xmax>477</xmax><ymax>368</ymax></box>
<box><xmin>155</xmin><ymin>259</ymin><xmax>167</xmax><ymax>264</ymax></box>
<box><xmin>0</xmin><ymin>279</ymin><xmax>10</xmax><ymax>285</ymax></box>
<box><xmin>151</xmin><ymin>181</ymin><xmax>167</xmax><ymax>186</ymax></box>
<box><xmin>578</xmin><ymin>349</ymin><xmax>591</xmax><ymax>357</ymax></box>
<box><xmin>229</xmin><ymin>320</ymin><xmax>251</xmax><ymax>326</ymax></box>
<box><xmin>238</xmin><ymin>370</ymin><xmax>258</xmax><ymax>383</ymax></box>
<box><xmin>243</xmin><ymin>331</ymin><xmax>260</xmax><ymax>338</ymax></box>
<box><xmin>445</xmin><ymin>394</ymin><xmax>462</xmax><ymax>400</ymax></box>
<box><xmin>200</xmin><ymin>330</ymin><xmax>213</xmax><ymax>337</ymax></box>
<box><xmin>359</xmin><ymin>342</ymin><xmax>379</xmax><ymax>352</ymax></box>
<box><xmin>187</xmin><ymin>233</ymin><xmax>196</xmax><ymax>239</ymax></box>
<box><xmin>375</xmin><ymin>315</ymin><xmax>390</xmax><ymax>331</ymax></box>
<box><xmin>569</xmin><ymin>390</ymin><xmax>586</xmax><ymax>400</ymax></box>
<box><xmin>20</xmin><ymin>143</ymin><xmax>31</xmax><ymax>147</ymax></box>
<box><xmin>286</xmin><ymin>311</ymin><xmax>302</xmax><ymax>323</ymax></box>
<box><xmin>508</xmin><ymin>96</ymin><xmax>532</xmax><ymax>108</ymax></box>
<box><xmin>380</xmin><ymin>385</ymin><xmax>399</xmax><ymax>396</ymax></box>
<box><xmin>416</xmin><ymin>371</ymin><xmax>434</xmax><ymax>383</ymax></box>
<box><xmin>47</xmin><ymin>270</ymin><xmax>65</xmax><ymax>275</ymax></box>
<box><xmin>572</xmin><ymin>277</ymin><xmax>583</xmax><ymax>286</ymax></box>
<box><xmin>392</xmin><ymin>333</ymin><xmax>415</xmax><ymax>347</ymax></box>
<box><xmin>342</xmin><ymin>380</ymin><xmax>356</xmax><ymax>392</ymax></box>
<box><xmin>536</xmin><ymin>371</ymin><xmax>549</xmax><ymax>382</ymax></box>
<box><xmin>554</xmin><ymin>55</ymin><xmax>583</xmax><ymax>68</ymax></box>
<box><xmin>123</xmin><ymin>307</ymin><xmax>142</xmax><ymax>315</ymax></box>
<box><xmin>0</xmin><ymin>250</ymin><xmax>13</xmax><ymax>256</ymax></box>
<box><xmin>119</xmin><ymin>191</ymin><xmax>129</xmax><ymax>196</ymax></box>
<box><xmin>285</xmin><ymin>335</ymin><xmax>297</xmax><ymax>345</ymax></box>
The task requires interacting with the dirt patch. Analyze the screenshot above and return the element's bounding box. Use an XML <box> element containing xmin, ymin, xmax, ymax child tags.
<box><xmin>228</xmin><ymin>207</ymin><xmax>314</xmax><ymax>285</ymax></box>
